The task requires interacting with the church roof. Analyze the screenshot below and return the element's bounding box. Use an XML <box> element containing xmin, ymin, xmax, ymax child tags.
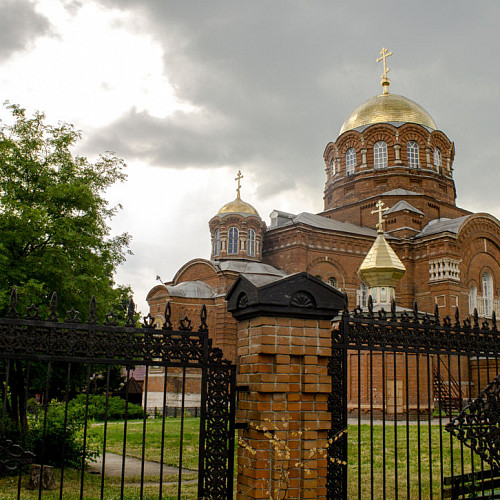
<box><xmin>165</xmin><ymin>281</ymin><xmax>215</xmax><ymax>298</ymax></box>
<box><xmin>415</xmin><ymin>216</ymin><xmax>470</xmax><ymax>238</ymax></box>
<box><xmin>216</xmin><ymin>197</ymin><xmax>260</xmax><ymax>217</ymax></box>
<box><xmin>214</xmin><ymin>260</ymin><xmax>287</xmax><ymax>277</ymax></box>
<box><xmin>358</xmin><ymin>233</ymin><xmax>406</xmax><ymax>287</ymax></box>
<box><xmin>340</xmin><ymin>93</ymin><xmax>437</xmax><ymax>135</ymax></box>
<box><xmin>270</xmin><ymin>211</ymin><xmax>379</xmax><ymax>237</ymax></box>
<box><xmin>386</xmin><ymin>200</ymin><xmax>424</xmax><ymax>216</ymax></box>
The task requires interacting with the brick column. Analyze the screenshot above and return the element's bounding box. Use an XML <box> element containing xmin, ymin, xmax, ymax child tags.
<box><xmin>226</xmin><ymin>272</ymin><xmax>345</xmax><ymax>500</ymax></box>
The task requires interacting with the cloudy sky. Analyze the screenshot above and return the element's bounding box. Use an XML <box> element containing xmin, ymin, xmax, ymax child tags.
<box><xmin>1</xmin><ymin>0</ymin><xmax>499</xmax><ymax>313</ymax></box>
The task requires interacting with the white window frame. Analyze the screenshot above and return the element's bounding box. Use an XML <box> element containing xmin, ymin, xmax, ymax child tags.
<box><xmin>331</xmin><ymin>158</ymin><xmax>336</xmax><ymax>176</ymax></box>
<box><xmin>228</xmin><ymin>227</ymin><xmax>239</xmax><ymax>255</ymax></box>
<box><xmin>358</xmin><ymin>282</ymin><xmax>368</xmax><ymax>308</ymax></box>
<box><xmin>247</xmin><ymin>228</ymin><xmax>256</xmax><ymax>257</ymax></box>
<box><xmin>434</xmin><ymin>147</ymin><xmax>442</xmax><ymax>169</ymax></box>
<box><xmin>346</xmin><ymin>148</ymin><xmax>356</xmax><ymax>176</ymax></box>
<box><xmin>374</xmin><ymin>141</ymin><xmax>388</xmax><ymax>169</ymax></box>
<box><xmin>407</xmin><ymin>141</ymin><xmax>419</xmax><ymax>168</ymax></box>
<box><xmin>482</xmin><ymin>272</ymin><xmax>494</xmax><ymax>318</ymax></box>
<box><xmin>213</xmin><ymin>229</ymin><xmax>220</xmax><ymax>256</ymax></box>
<box><xmin>469</xmin><ymin>284</ymin><xmax>477</xmax><ymax>314</ymax></box>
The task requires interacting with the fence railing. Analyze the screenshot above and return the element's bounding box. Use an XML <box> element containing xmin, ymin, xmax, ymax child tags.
<box><xmin>0</xmin><ymin>290</ymin><xmax>236</xmax><ymax>499</ymax></box>
<box><xmin>328</xmin><ymin>298</ymin><xmax>500</xmax><ymax>499</ymax></box>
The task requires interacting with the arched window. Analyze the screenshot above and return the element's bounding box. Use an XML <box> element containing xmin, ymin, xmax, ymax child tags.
<box><xmin>407</xmin><ymin>141</ymin><xmax>419</xmax><ymax>168</ymax></box>
<box><xmin>247</xmin><ymin>228</ymin><xmax>256</xmax><ymax>257</ymax></box>
<box><xmin>358</xmin><ymin>282</ymin><xmax>369</xmax><ymax>308</ymax></box>
<box><xmin>327</xmin><ymin>277</ymin><xmax>338</xmax><ymax>288</ymax></box>
<box><xmin>346</xmin><ymin>148</ymin><xmax>356</xmax><ymax>176</ymax></box>
<box><xmin>469</xmin><ymin>284</ymin><xmax>477</xmax><ymax>314</ymax></box>
<box><xmin>434</xmin><ymin>148</ymin><xmax>442</xmax><ymax>170</ymax></box>
<box><xmin>331</xmin><ymin>158</ymin><xmax>336</xmax><ymax>176</ymax></box>
<box><xmin>213</xmin><ymin>229</ymin><xmax>220</xmax><ymax>257</ymax></box>
<box><xmin>482</xmin><ymin>272</ymin><xmax>494</xmax><ymax>317</ymax></box>
<box><xmin>228</xmin><ymin>227</ymin><xmax>239</xmax><ymax>255</ymax></box>
<box><xmin>374</xmin><ymin>141</ymin><xmax>388</xmax><ymax>169</ymax></box>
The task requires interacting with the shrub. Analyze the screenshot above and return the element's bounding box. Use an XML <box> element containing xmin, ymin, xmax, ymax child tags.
<box><xmin>69</xmin><ymin>394</ymin><xmax>145</xmax><ymax>421</ymax></box>
<box><xmin>25</xmin><ymin>402</ymin><xmax>99</xmax><ymax>468</ymax></box>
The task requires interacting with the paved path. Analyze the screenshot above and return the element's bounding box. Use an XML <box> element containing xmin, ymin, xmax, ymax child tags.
<box><xmin>87</xmin><ymin>453</ymin><xmax>194</xmax><ymax>478</ymax></box>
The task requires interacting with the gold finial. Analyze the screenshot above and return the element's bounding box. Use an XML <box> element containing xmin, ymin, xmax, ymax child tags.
<box><xmin>376</xmin><ymin>47</ymin><xmax>393</xmax><ymax>95</ymax></box>
<box><xmin>371</xmin><ymin>200</ymin><xmax>389</xmax><ymax>233</ymax></box>
<box><xmin>235</xmin><ymin>170</ymin><xmax>243</xmax><ymax>199</ymax></box>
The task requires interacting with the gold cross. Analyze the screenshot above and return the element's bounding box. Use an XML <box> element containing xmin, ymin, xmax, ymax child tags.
<box><xmin>235</xmin><ymin>170</ymin><xmax>243</xmax><ymax>198</ymax></box>
<box><xmin>371</xmin><ymin>200</ymin><xmax>389</xmax><ymax>233</ymax></box>
<box><xmin>376</xmin><ymin>47</ymin><xmax>393</xmax><ymax>80</ymax></box>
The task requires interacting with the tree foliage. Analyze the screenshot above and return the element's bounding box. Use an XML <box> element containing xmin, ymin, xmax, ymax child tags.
<box><xmin>0</xmin><ymin>103</ymin><xmax>131</xmax><ymax>316</ymax></box>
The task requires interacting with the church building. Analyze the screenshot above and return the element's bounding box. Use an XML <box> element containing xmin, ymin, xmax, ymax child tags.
<box><xmin>145</xmin><ymin>50</ymin><xmax>500</xmax><ymax>410</ymax></box>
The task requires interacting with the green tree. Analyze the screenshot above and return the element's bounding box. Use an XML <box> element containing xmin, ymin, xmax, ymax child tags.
<box><xmin>0</xmin><ymin>104</ymin><xmax>134</xmax><ymax>435</ymax></box>
<box><xmin>0</xmin><ymin>103</ymin><xmax>131</xmax><ymax>316</ymax></box>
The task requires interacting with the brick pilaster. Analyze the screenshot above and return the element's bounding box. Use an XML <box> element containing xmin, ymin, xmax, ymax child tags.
<box><xmin>236</xmin><ymin>316</ymin><xmax>332</xmax><ymax>499</ymax></box>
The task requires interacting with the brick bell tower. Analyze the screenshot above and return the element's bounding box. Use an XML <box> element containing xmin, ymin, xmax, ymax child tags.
<box><xmin>209</xmin><ymin>170</ymin><xmax>266</xmax><ymax>261</ymax></box>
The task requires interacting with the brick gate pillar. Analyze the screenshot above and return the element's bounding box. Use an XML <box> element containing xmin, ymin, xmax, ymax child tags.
<box><xmin>226</xmin><ymin>272</ymin><xmax>345</xmax><ymax>500</ymax></box>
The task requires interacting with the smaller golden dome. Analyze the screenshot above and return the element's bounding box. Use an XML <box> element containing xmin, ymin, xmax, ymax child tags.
<box><xmin>217</xmin><ymin>197</ymin><xmax>260</xmax><ymax>217</ymax></box>
<box><xmin>358</xmin><ymin>234</ymin><xmax>406</xmax><ymax>288</ymax></box>
<box><xmin>340</xmin><ymin>93</ymin><xmax>437</xmax><ymax>135</ymax></box>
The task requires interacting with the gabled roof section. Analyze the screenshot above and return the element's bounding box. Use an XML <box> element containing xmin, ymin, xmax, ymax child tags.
<box><xmin>415</xmin><ymin>216</ymin><xmax>469</xmax><ymax>238</ymax></box>
<box><xmin>386</xmin><ymin>200</ymin><xmax>424</xmax><ymax>216</ymax></box>
<box><xmin>268</xmin><ymin>211</ymin><xmax>378</xmax><ymax>237</ymax></box>
<box><xmin>380</xmin><ymin>188</ymin><xmax>422</xmax><ymax>197</ymax></box>
<box><xmin>226</xmin><ymin>272</ymin><xmax>345</xmax><ymax>320</ymax></box>
<box><xmin>215</xmin><ymin>260</ymin><xmax>286</xmax><ymax>277</ymax></box>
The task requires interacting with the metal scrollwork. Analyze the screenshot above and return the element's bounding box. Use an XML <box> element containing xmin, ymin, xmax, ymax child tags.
<box><xmin>0</xmin><ymin>292</ymin><xmax>236</xmax><ymax>498</ymax></box>
<box><xmin>447</xmin><ymin>374</ymin><xmax>500</xmax><ymax>469</ymax></box>
<box><xmin>0</xmin><ymin>437</ymin><xmax>35</xmax><ymax>475</ymax></box>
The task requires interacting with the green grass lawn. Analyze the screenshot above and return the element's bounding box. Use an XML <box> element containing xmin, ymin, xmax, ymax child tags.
<box><xmin>0</xmin><ymin>469</ymin><xmax>198</xmax><ymax>500</ymax></box>
<box><xmin>348</xmin><ymin>422</ymin><xmax>486</xmax><ymax>499</ymax></box>
<box><xmin>93</xmin><ymin>417</ymin><xmax>201</xmax><ymax>470</ymax></box>
<box><xmin>0</xmin><ymin>417</ymin><xmax>490</xmax><ymax>499</ymax></box>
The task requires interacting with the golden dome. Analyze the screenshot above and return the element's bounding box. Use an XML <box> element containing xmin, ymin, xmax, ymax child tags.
<box><xmin>217</xmin><ymin>197</ymin><xmax>260</xmax><ymax>217</ymax></box>
<box><xmin>358</xmin><ymin>233</ymin><xmax>406</xmax><ymax>288</ymax></box>
<box><xmin>340</xmin><ymin>93</ymin><xmax>437</xmax><ymax>135</ymax></box>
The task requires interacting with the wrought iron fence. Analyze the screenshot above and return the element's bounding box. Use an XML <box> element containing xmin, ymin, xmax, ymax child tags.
<box><xmin>0</xmin><ymin>290</ymin><xmax>236</xmax><ymax>499</ymax></box>
<box><xmin>328</xmin><ymin>297</ymin><xmax>500</xmax><ymax>499</ymax></box>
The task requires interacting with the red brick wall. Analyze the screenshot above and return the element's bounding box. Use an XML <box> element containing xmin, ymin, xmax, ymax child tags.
<box><xmin>236</xmin><ymin>316</ymin><xmax>331</xmax><ymax>499</ymax></box>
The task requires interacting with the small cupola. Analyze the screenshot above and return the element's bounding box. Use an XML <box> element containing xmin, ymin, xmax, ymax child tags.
<box><xmin>209</xmin><ymin>171</ymin><xmax>266</xmax><ymax>261</ymax></box>
<box><xmin>358</xmin><ymin>200</ymin><xmax>406</xmax><ymax>307</ymax></box>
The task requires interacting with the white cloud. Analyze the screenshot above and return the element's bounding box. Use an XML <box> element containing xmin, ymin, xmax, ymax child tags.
<box><xmin>0</xmin><ymin>0</ymin><xmax>192</xmax><ymax>128</ymax></box>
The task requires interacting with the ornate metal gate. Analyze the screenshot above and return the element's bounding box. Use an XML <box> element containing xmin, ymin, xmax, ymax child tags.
<box><xmin>328</xmin><ymin>298</ymin><xmax>500</xmax><ymax>499</ymax></box>
<box><xmin>0</xmin><ymin>290</ymin><xmax>236</xmax><ymax>499</ymax></box>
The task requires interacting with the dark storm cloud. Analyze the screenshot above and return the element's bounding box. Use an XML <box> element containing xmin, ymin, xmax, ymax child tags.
<box><xmin>91</xmin><ymin>0</ymin><xmax>500</xmax><ymax>204</ymax></box>
<box><xmin>0</xmin><ymin>0</ymin><xmax>51</xmax><ymax>61</ymax></box>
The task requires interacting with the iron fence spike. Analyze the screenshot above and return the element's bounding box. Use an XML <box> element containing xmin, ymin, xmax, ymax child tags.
<box><xmin>368</xmin><ymin>295</ymin><xmax>373</xmax><ymax>315</ymax></box>
<box><xmin>434</xmin><ymin>304</ymin><xmax>440</xmax><ymax>324</ymax></box>
<box><xmin>87</xmin><ymin>296</ymin><xmax>97</xmax><ymax>323</ymax></box>
<box><xmin>7</xmin><ymin>288</ymin><xmax>19</xmax><ymax>318</ymax></box>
